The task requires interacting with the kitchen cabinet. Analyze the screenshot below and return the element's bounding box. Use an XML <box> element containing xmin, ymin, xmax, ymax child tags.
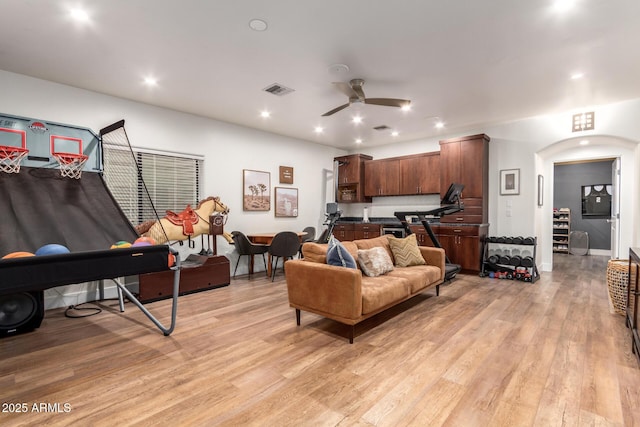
<box><xmin>364</xmin><ymin>159</ymin><xmax>399</xmax><ymax>196</ymax></box>
<box><xmin>335</xmin><ymin>154</ymin><xmax>372</xmax><ymax>203</ymax></box>
<box><xmin>353</xmin><ymin>223</ymin><xmax>381</xmax><ymax>240</ymax></box>
<box><xmin>399</xmin><ymin>153</ymin><xmax>440</xmax><ymax>195</ymax></box>
<box><xmin>439</xmin><ymin>134</ymin><xmax>489</xmax><ymax>224</ymax></box>
<box><xmin>438</xmin><ymin>224</ymin><xmax>488</xmax><ymax>273</ymax></box>
<box><xmin>333</xmin><ymin>223</ymin><xmax>355</xmax><ymax>241</ymax></box>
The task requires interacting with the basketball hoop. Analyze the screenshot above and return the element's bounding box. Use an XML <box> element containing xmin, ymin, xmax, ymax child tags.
<box><xmin>53</xmin><ymin>152</ymin><xmax>89</xmax><ymax>179</ymax></box>
<box><xmin>0</xmin><ymin>145</ymin><xmax>29</xmax><ymax>174</ymax></box>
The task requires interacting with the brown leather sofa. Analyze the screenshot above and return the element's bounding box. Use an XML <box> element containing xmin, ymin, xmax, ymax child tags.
<box><xmin>284</xmin><ymin>235</ymin><xmax>445</xmax><ymax>343</ymax></box>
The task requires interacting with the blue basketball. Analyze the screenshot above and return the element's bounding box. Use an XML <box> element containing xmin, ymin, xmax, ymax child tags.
<box><xmin>35</xmin><ymin>244</ymin><xmax>70</xmax><ymax>256</ymax></box>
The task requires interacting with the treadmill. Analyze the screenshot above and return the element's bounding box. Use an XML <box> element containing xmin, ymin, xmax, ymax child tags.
<box><xmin>394</xmin><ymin>183</ymin><xmax>465</xmax><ymax>281</ymax></box>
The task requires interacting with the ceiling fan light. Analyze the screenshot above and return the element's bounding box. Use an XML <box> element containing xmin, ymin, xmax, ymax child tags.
<box><xmin>401</xmin><ymin>103</ymin><xmax>411</xmax><ymax>112</ymax></box>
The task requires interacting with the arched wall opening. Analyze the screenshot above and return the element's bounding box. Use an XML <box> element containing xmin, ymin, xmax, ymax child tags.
<box><xmin>535</xmin><ymin>135</ymin><xmax>639</xmax><ymax>271</ymax></box>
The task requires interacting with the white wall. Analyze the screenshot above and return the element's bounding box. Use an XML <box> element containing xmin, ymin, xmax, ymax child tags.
<box><xmin>0</xmin><ymin>70</ymin><xmax>346</xmax><ymax>308</ymax></box>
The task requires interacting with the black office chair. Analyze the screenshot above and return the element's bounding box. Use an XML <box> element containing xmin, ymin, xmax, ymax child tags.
<box><xmin>298</xmin><ymin>226</ymin><xmax>316</xmax><ymax>257</ymax></box>
<box><xmin>231</xmin><ymin>231</ymin><xmax>269</xmax><ymax>277</ymax></box>
<box><xmin>268</xmin><ymin>231</ymin><xmax>300</xmax><ymax>281</ymax></box>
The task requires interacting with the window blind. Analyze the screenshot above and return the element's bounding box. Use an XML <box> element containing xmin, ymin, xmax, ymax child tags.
<box><xmin>103</xmin><ymin>146</ymin><xmax>202</xmax><ymax>226</ymax></box>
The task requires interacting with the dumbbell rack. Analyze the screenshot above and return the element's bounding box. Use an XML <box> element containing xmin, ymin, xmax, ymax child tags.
<box><xmin>479</xmin><ymin>236</ymin><xmax>540</xmax><ymax>283</ymax></box>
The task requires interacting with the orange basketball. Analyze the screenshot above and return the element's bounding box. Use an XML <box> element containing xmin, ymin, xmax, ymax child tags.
<box><xmin>2</xmin><ymin>251</ymin><xmax>35</xmax><ymax>259</ymax></box>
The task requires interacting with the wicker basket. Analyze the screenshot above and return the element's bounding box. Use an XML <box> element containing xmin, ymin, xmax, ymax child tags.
<box><xmin>607</xmin><ymin>259</ymin><xmax>630</xmax><ymax>315</ymax></box>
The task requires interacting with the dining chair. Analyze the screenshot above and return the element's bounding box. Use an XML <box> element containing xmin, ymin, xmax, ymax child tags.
<box><xmin>298</xmin><ymin>226</ymin><xmax>316</xmax><ymax>257</ymax></box>
<box><xmin>268</xmin><ymin>231</ymin><xmax>300</xmax><ymax>281</ymax></box>
<box><xmin>230</xmin><ymin>231</ymin><xmax>269</xmax><ymax>277</ymax></box>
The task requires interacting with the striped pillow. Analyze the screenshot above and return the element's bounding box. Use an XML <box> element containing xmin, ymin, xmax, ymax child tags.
<box><xmin>388</xmin><ymin>234</ymin><xmax>426</xmax><ymax>267</ymax></box>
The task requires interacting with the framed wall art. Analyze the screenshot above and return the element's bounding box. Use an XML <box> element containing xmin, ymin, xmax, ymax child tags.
<box><xmin>243</xmin><ymin>169</ymin><xmax>270</xmax><ymax>211</ymax></box>
<box><xmin>274</xmin><ymin>187</ymin><xmax>298</xmax><ymax>217</ymax></box>
<box><xmin>279</xmin><ymin>166</ymin><xmax>294</xmax><ymax>184</ymax></box>
<box><xmin>500</xmin><ymin>169</ymin><xmax>520</xmax><ymax>195</ymax></box>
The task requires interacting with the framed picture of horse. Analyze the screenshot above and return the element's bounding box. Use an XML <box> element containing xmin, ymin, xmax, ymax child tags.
<box><xmin>275</xmin><ymin>187</ymin><xmax>298</xmax><ymax>217</ymax></box>
<box><xmin>243</xmin><ymin>169</ymin><xmax>270</xmax><ymax>211</ymax></box>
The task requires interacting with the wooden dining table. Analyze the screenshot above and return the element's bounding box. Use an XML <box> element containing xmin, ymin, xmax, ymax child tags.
<box><xmin>247</xmin><ymin>232</ymin><xmax>307</xmax><ymax>277</ymax></box>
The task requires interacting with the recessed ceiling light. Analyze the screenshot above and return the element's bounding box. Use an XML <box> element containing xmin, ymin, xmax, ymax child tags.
<box><xmin>391</xmin><ymin>131</ymin><xmax>399</xmax><ymax>137</ymax></box>
<box><xmin>355</xmin><ymin>138</ymin><xmax>363</xmax><ymax>144</ymax></box>
<box><xmin>352</xmin><ymin>116</ymin><xmax>363</xmax><ymax>124</ymax></box>
<box><xmin>571</xmin><ymin>72</ymin><xmax>584</xmax><ymax>80</ymax></box>
<box><xmin>553</xmin><ymin>0</ymin><xmax>576</xmax><ymax>12</ymax></box>
<box><xmin>435</xmin><ymin>121</ymin><xmax>445</xmax><ymax>129</ymax></box>
<box><xmin>249</xmin><ymin>19</ymin><xmax>268</xmax><ymax>31</ymax></box>
<box><xmin>143</xmin><ymin>77</ymin><xmax>158</xmax><ymax>86</ymax></box>
<box><xmin>401</xmin><ymin>103</ymin><xmax>411</xmax><ymax>112</ymax></box>
<box><xmin>314</xmin><ymin>126</ymin><xmax>324</xmax><ymax>134</ymax></box>
<box><xmin>328</xmin><ymin>64</ymin><xmax>350</xmax><ymax>74</ymax></box>
<box><xmin>260</xmin><ymin>111</ymin><xmax>271</xmax><ymax>118</ymax></box>
<box><xmin>580</xmin><ymin>140</ymin><xmax>589</xmax><ymax>145</ymax></box>
<box><xmin>70</xmin><ymin>8</ymin><xmax>90</xmax><ymax>22</ymax></box>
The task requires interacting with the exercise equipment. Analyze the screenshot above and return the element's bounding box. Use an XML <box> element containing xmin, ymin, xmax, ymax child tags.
<box><xmin>394</xmin><ymin>183</ymin><xmax>465</xmax><ymax>281</ymax></box>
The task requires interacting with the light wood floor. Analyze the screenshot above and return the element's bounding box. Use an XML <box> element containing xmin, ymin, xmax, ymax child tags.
<box><xmin>1</xmin><ymin>254</ymin><xmax>639</xmax><ymax>426</ymax></box>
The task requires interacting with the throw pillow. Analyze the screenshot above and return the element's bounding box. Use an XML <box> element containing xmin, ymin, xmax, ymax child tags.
<box><xmin>357</xmin><ymin>247</ymin><xmax>394</xmax><ymax>277</ymax></box>
<box><xmin>326</xmin><ymin>235</ymin><xmax>357</xmax><ymax>269</ymax></box>
<box><xmin>388</xmin><ymin>234</ymin><xmax>426</xmax><ymax>267</ymax></box>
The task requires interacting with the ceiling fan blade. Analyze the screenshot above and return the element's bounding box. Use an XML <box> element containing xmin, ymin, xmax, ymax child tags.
<box><xmin>333</xmin><ymin>82</ymin><xmax>358</xmax><ymax>98</ymax></box>
<box><xmin>364</xmin><ymin>98</ymin><xmax>411</xmax><ymax>108</ymax></box>
<box><xmin>322</xmin><ymin>103</ymin><xmax>351</xmax><ymax>117</ymax></box>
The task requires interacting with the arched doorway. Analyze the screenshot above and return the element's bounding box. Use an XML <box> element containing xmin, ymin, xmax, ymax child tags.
<box><xmin>535</xmin><ymin>136</ymin><xmax>638</xmax><ymax>271</ymax></box>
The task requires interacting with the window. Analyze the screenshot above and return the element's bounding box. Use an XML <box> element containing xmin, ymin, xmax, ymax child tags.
<box><xmin>103</xmin><ymin>146</ymin><xmax>202</xmax><ymax>226</ymax></box>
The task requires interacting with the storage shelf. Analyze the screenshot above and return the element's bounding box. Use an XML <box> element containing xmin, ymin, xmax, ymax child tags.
<box><xmin>553</xmin><ymin>208</ymin><xmax>571</xmax><ymax>253</ymax></box>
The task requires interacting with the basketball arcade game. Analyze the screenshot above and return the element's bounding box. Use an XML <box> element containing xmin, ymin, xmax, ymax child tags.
<box><xmin>0</xmin><ymin>113</ymin><xmax>181</xmax><ymax>336</ymax></box>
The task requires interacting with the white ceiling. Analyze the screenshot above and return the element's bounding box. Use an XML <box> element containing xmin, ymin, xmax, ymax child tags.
<box><xmin>1</xmin><ymin>1</ymin><xmax>640</xmax><ymax>149</ymax></box>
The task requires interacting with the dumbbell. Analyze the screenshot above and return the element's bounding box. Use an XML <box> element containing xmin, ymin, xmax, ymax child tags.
<box><xmin>509</xmin><ymin>255</ymin><xmax>522</xmax><ymax>266</ymax></box>
<box><xmin>488</xmin><ymin>254</ymin><xmax>500</xmax><ymax>264</ymax></box>
<box><xmin>522</xmin><ymin>236</ymin><xmax>535</xmax><ymax>245</ymax></box>
<box><xmin>499</xmin><ymin>255</ymin><xmax>511</xmax><ymax>265</ymax></box>
<box><xmin>520</xmin><ymin>256</ymin><xmax>534</xmax><ymax>267</ymax></box>
<box><xmin>512</xmin><ymin>236</ymin><xmax>524</xmax><ymax>245</ymax></box>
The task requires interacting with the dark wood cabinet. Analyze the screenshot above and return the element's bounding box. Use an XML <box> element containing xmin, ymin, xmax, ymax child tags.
<box><xmin>438</xmin><ymin>225</ymin><xmax>488</xmax><ymax>273</ymax></box>
<box><xmin>138</xmin><ymin>255</ymin><xmax>230</xmax><ymax>303</ymax></box>
<box><xmin>399</xmin><ymin>153</ymin><xmax>440</xmax><ymax>195</ymax></box>
<box><xmin>364</xmin><ymin>159</ymin><xmax>399</xmax><ymax>196</ymax></box>
<box><xmin>354</xmin><ymin>223</ymin><xmax>381</xmax><ymax>240</ymax></box>
<box><xmin>439</xmin><ymin>134</ymin><xmax>489</xmax><ymax>224</ymax></box>
<box><xmin>333</xmin><ymin>223</ymin><xmax>355</xmax><ymax>241</ymax></box>
<box><xmin>335</xmin><ymin>154</ymin><xmax>372</xmax><ymax>203</ymax></box>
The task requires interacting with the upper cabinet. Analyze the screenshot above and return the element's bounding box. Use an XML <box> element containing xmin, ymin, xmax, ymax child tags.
<box><xmin>334</xmin><ymin>154</ymin><xmax>372</xmax><ymax>203</ymax></box>
<box><xmin>399</xmin><ymin>152</ymin><xmax>440</xmax><ymax>195</ymax></box>
<box><xmin>364</xmin><ymin>158</ymin><xmax>400</xmax><ymax>196</ymax></box>
<box><xmin>439</xmin><ymin>134</ymin><xmax>490</xmax><ymax>224</ymax></box>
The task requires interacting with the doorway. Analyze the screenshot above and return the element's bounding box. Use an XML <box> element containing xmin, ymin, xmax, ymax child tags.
<box><xmin>553</xmin><ymin>158</ymin><xmax>617</xmax><ymax>257</ymax></box>
<box><xmin>536</xmin><ymin>136</ymin><xmax>636</xmax><ymax>272</ymax></box>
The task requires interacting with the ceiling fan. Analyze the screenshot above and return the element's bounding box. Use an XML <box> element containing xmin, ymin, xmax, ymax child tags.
<box><xmin>321</xmin><ymin>78</ymin><xmax>411</xmax><ymax>117</ymax></box>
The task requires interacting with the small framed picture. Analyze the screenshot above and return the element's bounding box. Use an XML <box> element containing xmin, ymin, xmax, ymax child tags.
<box><xmin>274</xmin><ymin>187</ymin><xmax>298</xmax><ymax>217</ymax></box>
<box><xmin>500</xmin><ymin>169</ymin><xmax>520</xmax><ymax>195</ymax></box>
<box><xmin>279</xmin><ymin>166</ymin><xmax>294</xmax><ymax>184</ymax></box>
<box><xmin>243</xmin><ymin>169</ymin><xmax>270</xmax><ymax>211</ymax></box>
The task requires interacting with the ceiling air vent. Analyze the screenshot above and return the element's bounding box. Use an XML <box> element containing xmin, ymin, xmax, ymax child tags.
<box><xmin>373</xmin><ymin>125</ymin><xmax>391</xmax><ymax>131</ymax></box>
<box><xmin>263</xmin><ymin>83</ymin><xmax>295</xmax><ymax>96</ymax></box>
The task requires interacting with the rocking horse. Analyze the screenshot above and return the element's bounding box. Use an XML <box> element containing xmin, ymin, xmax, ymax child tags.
<box><xmin>136</xmin><ymin>196</ymin><xmax>232</xmax><ymax>248</ymax></box>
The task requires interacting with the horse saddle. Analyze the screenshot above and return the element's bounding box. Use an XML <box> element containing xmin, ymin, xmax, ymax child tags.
<box><xmin>165</xmin><ymin>205</ymin><xmax>199</xmax><ymax>236</ymax></box>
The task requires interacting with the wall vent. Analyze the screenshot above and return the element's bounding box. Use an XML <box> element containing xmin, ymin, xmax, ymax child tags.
<box><xmin>263</xmin><ymin>83</ymin><xmax>295</xmax><ymax>96</ymax></box>
<box><xmin>373</xmin><ymin>125</ymin><xmax>390</xmax><ymax>131</ymax></box>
